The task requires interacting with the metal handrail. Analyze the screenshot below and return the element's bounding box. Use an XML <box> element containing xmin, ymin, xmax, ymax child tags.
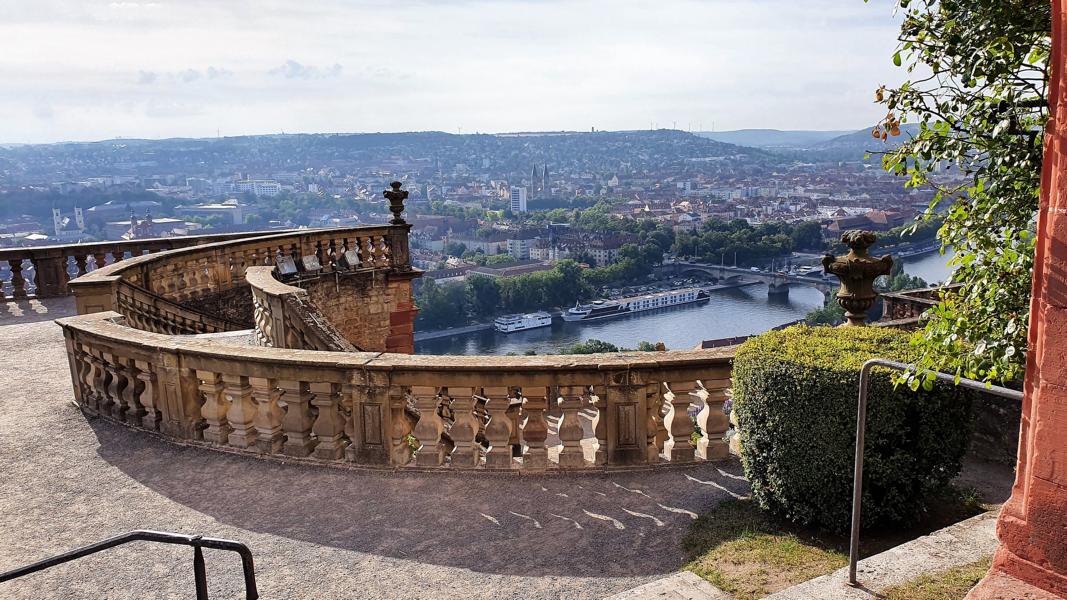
<box><xmin>848</xmin><ymin>359</ymin><xmax>1023</xmax><ymax>587</ymax></box>
<box><xmin>0</xmin><ymin>530</ymin><xmax>258</xmax><ymax>599</ymax></box>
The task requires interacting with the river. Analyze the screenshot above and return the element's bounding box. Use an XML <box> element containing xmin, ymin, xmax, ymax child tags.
<box><xmin>414</xmin><ymin>250</ymin><xmax>957</xmax><ymax>356</ymax></box>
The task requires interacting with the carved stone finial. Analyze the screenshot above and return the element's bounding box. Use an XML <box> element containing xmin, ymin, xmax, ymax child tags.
<box><xmin>822</xmin><ymin>230</ymin><xmax>893</xmax><ymax>326</ymax></box>
<box><xmin>383</xmin><ymin>181</ymin><xmax>408</xmax><ymax>225</ymax></box>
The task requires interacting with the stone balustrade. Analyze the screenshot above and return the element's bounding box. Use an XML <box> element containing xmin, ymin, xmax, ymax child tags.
<box><xmin>0</xmin><ymin>230</ymin><xmax>289</xmax><ymax>300</ymax></box>
<box><xmin>116</xmin><ymin>280</ymin><xmax>245</xmax><ymax>335</ymax></box>
<box><xmin>246</xmin><ymin>266</ymin><xmax>357</xmax><ymax>351</ymax></box>
<box><xmin>58</xmin><ymin>310</ymin><xmax>734</xmax><ymax>472</ymax></box>
<box><xmin>66</xmin><ymin>225</ymin><xmax>412</xmax><ymax>327</ymax></box>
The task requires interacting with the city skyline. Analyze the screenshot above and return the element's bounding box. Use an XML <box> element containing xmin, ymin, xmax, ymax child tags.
<box><xmin>1</xmin><ymin>0</ymin><xmax>905</xmax><ymax>144</ymax></box>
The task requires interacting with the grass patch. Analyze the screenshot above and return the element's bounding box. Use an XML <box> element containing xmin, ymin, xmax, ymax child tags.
<box><xmin>883</xmin><ymin>555</ymin><xmax>993</xmax><ymax>599</ymax></box>
<box><xmin>682</xmin><ymin>499</ymin><xmax>847</xmax><ymax>599</ymax></box>
<box><xmin>682</xmin><ymin>486</ymin><xmax>991</xmax><ymax>599</ymax></box>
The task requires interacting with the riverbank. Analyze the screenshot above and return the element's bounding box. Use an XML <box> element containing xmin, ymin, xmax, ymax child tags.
<box><xmin>414</xmin><ymin>280</ymin><xmax>763</xmax><ymax>343</ymax></box>
<box><xmin>414</xmin><ymin>321</ymin><xmax>496</xmax><ymax>342</ymax></box>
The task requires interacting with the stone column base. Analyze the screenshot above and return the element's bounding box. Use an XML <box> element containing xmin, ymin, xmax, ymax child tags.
<box><xmin>967</xmin><ymin>567</ymin><xmax>1067</xmax><ymax>600</ymax></box>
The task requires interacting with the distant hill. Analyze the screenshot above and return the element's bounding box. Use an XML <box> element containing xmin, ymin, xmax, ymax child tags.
<box><xmin>0</xmin><ymin>129</ymin><xmax>768</xmax><ymax>182</ymax></box>
<box><xmin>696</xmin><ymin>129</ymin><xmax>854</xmax><ymax>148</ymax></box>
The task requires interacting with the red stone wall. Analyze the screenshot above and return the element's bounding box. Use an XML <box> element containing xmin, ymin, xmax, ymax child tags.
<box><xmin>972</xmin><ymin>1</ymin><xmax>1067</xmax><ymax>596</ymax></box>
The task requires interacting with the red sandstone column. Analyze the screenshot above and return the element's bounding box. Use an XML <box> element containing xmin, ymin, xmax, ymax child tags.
<box><xmin>970</xmin><ymin>1</ymin><xmax>1067</xmax><ymax>596</ymax></box>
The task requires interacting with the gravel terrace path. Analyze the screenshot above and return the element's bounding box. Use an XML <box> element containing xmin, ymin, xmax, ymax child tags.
<box><xmin>0</xmin><ymin>299</ymin><xmax>749</xmax><ymax>600</ymax></box>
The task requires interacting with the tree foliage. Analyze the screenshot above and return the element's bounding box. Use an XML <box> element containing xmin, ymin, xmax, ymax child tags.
<box><xmin>872</xmin><ymin>0</ymin><xmax>1051</xmax><ymax>384</ymax></box>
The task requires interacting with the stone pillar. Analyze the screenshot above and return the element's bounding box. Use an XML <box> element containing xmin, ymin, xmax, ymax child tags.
<box><xmin>69</xmin><ymin>276</ymin><xmax>121</xmax><ymax>315</ymax></box>
<box><xmin>31</xmin><ymin>250</ymin><xmax>70</xmax><ymax>298</ymax></box>
<box><xmin>970</xmin><ymin>4</ymin><xmax>1067</xmax><ymax>596</ymax></box>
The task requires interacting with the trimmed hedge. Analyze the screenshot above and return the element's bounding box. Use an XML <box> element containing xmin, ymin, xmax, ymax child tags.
<box><xmin>733</xmin><ymin>325</ymin><xmax>973</xmax><ymax>533</ymax></box>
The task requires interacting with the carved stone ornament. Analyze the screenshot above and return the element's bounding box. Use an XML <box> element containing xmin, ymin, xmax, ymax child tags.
<box><xmin>383</xmin><ymin>181</ymin><xmax>408</xmax><ymax>225</ymax></box>
<box><xmin>821</xmin><ymin>230</ymin><xmax>893</xmax><ymax>326</ymax></box>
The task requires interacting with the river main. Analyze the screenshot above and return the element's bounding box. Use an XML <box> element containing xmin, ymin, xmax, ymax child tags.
<box><xmin>415</xmin><ymin>251</ymin><xmax>955</xmax><ymax>355</ymax></box>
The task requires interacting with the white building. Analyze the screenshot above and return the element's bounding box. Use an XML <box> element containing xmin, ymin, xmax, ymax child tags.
<box><xmin>506</xmin><ymin>238</ymin><xmax>530</xmax><ymax>260</ymax></box>
<box><xmin>509</xmin><ymin>186</ymin><xmax>528</xmax><ymax>213</ymax></box>
<box><xmin>236</xmin><ymin>180</ymin><xmax>282</xmax><ymax>197</ymax></box>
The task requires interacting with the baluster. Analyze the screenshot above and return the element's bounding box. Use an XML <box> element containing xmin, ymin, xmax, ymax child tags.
<box><xmin>279</xmin><ymin>380</ymin><xmax>316</xmax><ymax>456</ymax></box>
<box><xmin>591</xmin><ymin>386</ymin><xmax>608</xmax><ymax>465</ymax></box>
<box><xmin>311</xmin><ymin>382</ymin><xmax>347</xmax><ymax>460</ymax></box>
<box><xmin>223</xmin><ymin>374</ymin><xmax>257</xmax><ymax>448</ymax></box>
<box><xmin>250</xmin><ymin>377</ymin><xmax>284</xmax><ymax>454</ymax></box>
<box><xmin>697</xmin><ymin>379</ymin><xmax>730</xmax><ymax>460</ymax></box>
<box><xmin>93</xmin><ymin>251</ymin><xmax>108</xmax><ymax>271</ymax></box>
<box><xmin>353</xmin><ymin>237</ymin><xmax>365</xmax><ymax>268</ymax></box>
<box><xmin>665</xmin><ymin>382</ymin><xmax>696</xmax><ymax>462</ymax></box>
<box><xmin>507</xmin><ymin>388</ymin><xmax>522</xmax><ymax>458</ymax></box>
<box><xmin>445</xmin><ymin>387</ymin><xmax>479</xmax><ymax>468</ymax></box>
<box><xmin>646</xmin><ymin>385</ymin><xmax>668</xmax><ymax>461</ymax></box>
<box><xmin>105</xmin><ymin>353</ymin><xmax>128</xmax><ymax>421</ymax></box>
<box><xmin>197</xmin><ymin>370</ymin><xmax>231</xmax><ymax>444</ymax></box>
<box><xmin>135</xmin><ymin>360</ymin><xmax>159</xmax><ymax>430</ymax></box>
<box><xmin>482</xmin><ymin>386</ymin><xmax>515</xmax><ymax>469</ymax></box>
<box><xmin>364</xmin><ymin>237</ymin><xmax>376</xmax><ymax>268</ymax></box>
<box><xmin>70</xmin><ymin>346</ymin><xmax>91</xmax><ymax>407</ymax></box>
<box><xmin>326</xmin><ymin>238</ymin><xmax>337</xmax><ymax>271</ymax></box>
<box><xmin>8</xmin><ymin>259</ymin><xmax>27</xmax><ymax>299</ymax></box>
<box><xmin>314</xmin><ymin>240</ymin><xmax>326</xmax><ymax>272</ymax></box>
<box><xmin>378</xmin><ymin>235</ymin><xmax>391</xmax><ymax>267</ymax></box>
<box><xmin>411</xmin><ymin>386</ymin><xmax>446</xmax><ymax>466</ymax></box>
<box><xmin>82</xmin><ymin>350</ymin><xmax>102</xmax><ymax>413</ymax></box>
<box><xmin>389</xmin><ymin>387</ymin><xmax>415</xmax><ymax>466</ymax></box>
<box><xmin>74</xmin><ymin>254</ymin><xmax>89</xmax><ymax>278</ymax></box>
<box><xmin>557</xmin><ymin>385</ymin><xmax>587</xmax><ymax>468</ymax></box>
<box><xmin>520</xmin><ymin>388</ymin><xmax>549</xmax><ymax>471</ymax></box>
<box><xmin>123</xmin><ymin>361</ymin><xmax>146</xmax><ymax>425</ymax></box>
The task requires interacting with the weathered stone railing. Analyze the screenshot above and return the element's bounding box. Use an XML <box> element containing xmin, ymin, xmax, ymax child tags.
<box><xmin>116</xmin><ymin>280</ymin><xmax>244</xmax><ymax>335</ymax></box>
<box><xmin>0</xmin><ymin>231</ymin><xmax>288</xmax><ymax>300</ymax></box>
<box><xmin>67</xmin><ymin>225</ymin><xmax>413</xmax><ymax>331</ymax></box>
<box><xmin>59</xmin><ymin>311</ymin><xmax>733</xmax><ymax>471</ymax></box>
<box><xmin>246</xmin><ymin>266</ymin><xmax>356</xmax><ymax>352</ymax></box>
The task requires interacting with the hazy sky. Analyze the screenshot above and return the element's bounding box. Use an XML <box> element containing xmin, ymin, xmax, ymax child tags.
<box><xmin>0</xmin><ymin>0</ymin><xmax>905</xmax><ymax>143</ymax></box>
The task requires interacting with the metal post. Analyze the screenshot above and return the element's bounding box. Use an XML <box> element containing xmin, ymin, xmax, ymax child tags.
<box><xmin>193</xmin><ymin>544</ymin><xmax>208</xmax><ymax>600</ymax></box>
<box><xmin>847</xmin><ymin>359</ymin><xmax>1023</xmax><ymax>588</ymax></box>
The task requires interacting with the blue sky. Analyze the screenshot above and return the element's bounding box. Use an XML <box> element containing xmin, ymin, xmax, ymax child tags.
<box><xmin>0</xmin><ymin>0</ymin><xmax>904</xmax><ymax>143</ymax></box>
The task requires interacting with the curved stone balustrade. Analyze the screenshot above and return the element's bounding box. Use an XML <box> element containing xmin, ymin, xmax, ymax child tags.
<box><xmin>58</xmin><ymin>310</ymin><xmax>734</xmax><ymax>472</ymax></box>
<box><xmin>0</xmin><ymin>230</ymin><xmax>290</xmax><ymax>300</ymax></box>
<box><xmin>246</xmin><ymin>266</ymin><xmax>357</xmax><ymax>351</ymax></box>
<box><xmin>66</xmin><ymin>225</ymin><xmax>413</xmax><ymax>337</ymax></box>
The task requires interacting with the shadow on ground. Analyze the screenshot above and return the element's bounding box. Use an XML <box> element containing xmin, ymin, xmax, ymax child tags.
<box><xmin>89</xmin><ymin>420</ymin><xmax>751</xmax><ymax>578</ymax></box>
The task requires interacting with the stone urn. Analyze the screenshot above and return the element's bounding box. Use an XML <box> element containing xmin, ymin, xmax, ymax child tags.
<box><xmin>383</xmin><ymin>181</ymin><xmax>408</xmax><ymax>225</ymax></box>
<box><xmin>822</xmin><ymin>230</ymin><xmax>893</xmax><ymax>326</ymax></box>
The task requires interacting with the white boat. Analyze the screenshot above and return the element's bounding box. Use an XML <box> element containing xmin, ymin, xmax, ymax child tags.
<box><xmin>494</xmin><ymin>312</ymin><xmax>553</xmax><ymax>333</ymax></box>
<box><xmin>562</xmin><ymin>286</ymin><xmax>712</xmax><ymax>322</ymax></box>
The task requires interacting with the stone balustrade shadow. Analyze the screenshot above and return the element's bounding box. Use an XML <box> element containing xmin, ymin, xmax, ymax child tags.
<box><xmin>88</xmin><ymin>419</ymin><xmax>750</xmax><ymax>578</ymax></box>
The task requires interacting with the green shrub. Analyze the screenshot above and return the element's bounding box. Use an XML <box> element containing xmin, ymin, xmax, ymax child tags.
<box><xmin>733</xmin><ymin>325</ymin><xmax>973</xmax><ymax>533</ymax></box>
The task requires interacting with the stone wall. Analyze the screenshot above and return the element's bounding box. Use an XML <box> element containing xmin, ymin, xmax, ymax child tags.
<box><xmin>183</xmin><ymin>285</ymin><xmax>255</xmax><ymax>328</ymax></box>
<box><xmin>302</xmin><ymin>271</ymin><xmax>418</xmax><ymax>354</ymax></box>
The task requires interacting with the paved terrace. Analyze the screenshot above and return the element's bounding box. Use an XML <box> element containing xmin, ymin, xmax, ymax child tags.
<box><xmin>0</xmin><ymin>298</ymin><xmax>750</xmax><ymax>600</ymax></box>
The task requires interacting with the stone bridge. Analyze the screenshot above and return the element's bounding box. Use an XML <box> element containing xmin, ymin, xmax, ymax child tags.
<box><xmin>655</xmin><ymin>261</ymin><xmax>837</xmax><ymax>296</ymax></box>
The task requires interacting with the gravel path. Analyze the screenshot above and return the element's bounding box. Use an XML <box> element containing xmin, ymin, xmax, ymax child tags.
<box><xmin>0</xmin><ymin>301</ymin><xmax>749</xmax><ymax>600</ymax></box>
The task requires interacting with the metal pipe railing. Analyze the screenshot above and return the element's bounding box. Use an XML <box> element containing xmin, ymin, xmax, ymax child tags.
<box><xmin>847</xmin><ymin>359</ymin><xmax>1023</xmax><ymax>587</ymax></box>
<box><xmin>0</xmin><ymin>530</ymin><xmax>258</xmax><ymax>599</ymax></box>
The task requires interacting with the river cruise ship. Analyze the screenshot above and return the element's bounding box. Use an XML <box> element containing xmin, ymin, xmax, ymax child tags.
<box><xmin>562</xmin><ymin>287</ymin><xmax>712</xmax><ymax>322</ymax></box>
<box><xmin>494</xmin><ymin>311</ymin><xmax>553</xmax><ymax>333</ymax></box>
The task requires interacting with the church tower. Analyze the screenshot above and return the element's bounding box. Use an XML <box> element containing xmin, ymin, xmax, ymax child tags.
<box><xmin>52</xmin><ymin>207</ymin><xmax>62</xmax><ymax>237</ymax></box>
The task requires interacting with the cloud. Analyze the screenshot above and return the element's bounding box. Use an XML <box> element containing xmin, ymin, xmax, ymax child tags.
<box><xmin>269</xmin><ymin>60</ymin><xmax>343</xmax><ymax>80</ymax></box>
<box><xmin>178</xmin><ymin>68</ymin><xmax>201</xmax><ymax>83</ymax></box>
<box><xmin>136</xmin><ymin>67</ymin><xmax>233</xmax><ymax>85</ymax></box>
